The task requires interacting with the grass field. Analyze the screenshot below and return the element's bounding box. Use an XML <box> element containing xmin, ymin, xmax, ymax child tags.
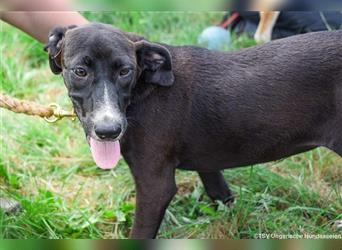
<box><xmin>0</xmin><ymin>12</ymin><xmax>341</xmax><ymax>239</ymax></box>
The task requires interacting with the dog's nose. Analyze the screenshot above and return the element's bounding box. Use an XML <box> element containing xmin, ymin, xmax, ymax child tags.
<box><xmin>94</xmin><ymin>123</ymin><xmax>122</xmax><ymax>140</ymax></box>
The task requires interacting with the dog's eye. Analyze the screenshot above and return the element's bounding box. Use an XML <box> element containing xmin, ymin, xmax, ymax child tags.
<box><xmin>73</xmin><ymin>67</ymin><xmax>87</xmax><ymax>77</ymax></box>
<box><xmin>119</xmin><ymin>68</ymin><xmax>131</xmax><ymax>77</ymax></box>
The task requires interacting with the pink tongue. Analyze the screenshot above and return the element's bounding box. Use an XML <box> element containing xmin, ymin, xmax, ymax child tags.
<box><xmin>89</xmin><ymin>137</ymin><xmax>121</xmax><ymax>169</ymax></box>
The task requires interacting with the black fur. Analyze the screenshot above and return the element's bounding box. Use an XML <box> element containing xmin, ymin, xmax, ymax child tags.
<box><xmin>45</xmin><ymin>23</ymin><xmax>342</xmax><ymax>238</ymax></box>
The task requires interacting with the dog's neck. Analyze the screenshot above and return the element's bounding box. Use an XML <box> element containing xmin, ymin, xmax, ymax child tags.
<box><xmin>130</xmin><ymin>81</ymin><xmax>158</xmax><ymax>104</ymax></box>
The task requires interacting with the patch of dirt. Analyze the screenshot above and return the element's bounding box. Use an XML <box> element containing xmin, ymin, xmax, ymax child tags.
<box><xmin>177</xmin><ymin>178</ymin><xmax>197</xmax><ymax>195</ymax></box>
<box><xmin>269</xmin><ymin>153</ymin><xmax>342</xmax><ymax>204</ymax></box>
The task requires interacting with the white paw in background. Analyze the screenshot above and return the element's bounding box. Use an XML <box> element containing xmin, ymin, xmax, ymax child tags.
<box><xmin>333</xmin><ymin>220</ymin><xmax>342</xmax><ymax>230</ymax></box>
<box><xmin>254</xmin><ymin>32</ymin><xmax>272</xmax><ymax>44</ymax></box>
<box><xmin>0</xmin><ymin>198</ymin><xmax>22</xmax><ymax>214</ymax></box>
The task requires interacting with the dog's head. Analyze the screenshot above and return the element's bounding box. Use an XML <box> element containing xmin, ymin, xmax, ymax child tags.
<box><xmin>45</xmin><ymin>23</ymin><xmax>174</xmax><ymax>169</ymax></box>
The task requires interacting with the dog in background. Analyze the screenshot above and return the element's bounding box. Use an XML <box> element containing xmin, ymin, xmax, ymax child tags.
<box><xmin>254</xmin><ymin>11</ymin><xmax>280</xmax><ymax>43</ymax></box>
<box><xmin>252</xmin><ymin>0</ymin><xmax>282</xmax><ymax>43</ymax></box>
<box><xmin>230</xmin><ymin>0</ymin><xmax>342</xmax><ymax>44</ymax></box>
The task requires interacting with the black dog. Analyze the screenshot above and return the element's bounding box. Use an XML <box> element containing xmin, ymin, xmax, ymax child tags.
<box><xmin>45</xmin><ymin>23</ymin><xmax>342</xmax><ymax>238</ymax></box>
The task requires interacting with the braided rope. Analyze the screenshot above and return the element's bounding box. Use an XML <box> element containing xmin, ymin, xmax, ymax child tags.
<box><xmin>0</xmin><ymin>92</ymin><xmax>54</xmax><ymax>117</ymax></box>
<box><xmin>0</xmin><ymin>92</ymin><xmax>75</xmax><ymax>122</ymax></box>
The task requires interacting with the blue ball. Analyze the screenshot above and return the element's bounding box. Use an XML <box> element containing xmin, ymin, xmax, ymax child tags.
<box><xmin>198</xmin><ymin>26</ymin><xmax>231</xmax><ymax>51</ymax></box>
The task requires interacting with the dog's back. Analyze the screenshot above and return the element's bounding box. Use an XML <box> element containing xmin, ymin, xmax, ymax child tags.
<box><xmin>131</xmin><ymin>31</ymin><xmax>342</xmax><ymax>171</ymax></box>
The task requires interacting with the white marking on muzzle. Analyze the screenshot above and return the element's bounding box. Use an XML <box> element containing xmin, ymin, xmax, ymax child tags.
<box><xmin>93</xmin><ymin>84</ymin><xmax>121</xmax><ymax>124</ymax></box>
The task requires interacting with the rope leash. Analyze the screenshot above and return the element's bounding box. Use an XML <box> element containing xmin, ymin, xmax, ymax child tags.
<box><xmin>0</xmin><ymin>92</ymin><xmax>76</xmax><ymax>123</ymax></box>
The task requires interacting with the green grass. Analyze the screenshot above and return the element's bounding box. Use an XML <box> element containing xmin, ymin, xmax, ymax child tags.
<box><xmin>0</xmin><ymin>12</ymin><xmax>341</xmax><ymax>239</ymax></box>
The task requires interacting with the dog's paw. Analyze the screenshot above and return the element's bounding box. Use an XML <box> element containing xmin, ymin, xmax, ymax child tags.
<box><xmin>0</xmin><ymin>198</ymin><xmax>22</xmax><ymax>215</ymax></box>
<box><xmin>333</xmin><ymin>220</ymin><xmax>342</xmax><ymax>231</ymax></box>
<box><xmin>213</xmin><ymin>195</ymin><xmax>235</xmax><ymax>209</ymax></box>
<box><xmin>223</xmin><ymin>195</ymin><xmax>235</xmax><ymax>207</ymax></box>
<box><xmin>254</xmin><ymin>33</ymin><xmax>272</xmax><ymax>44</ymax></box>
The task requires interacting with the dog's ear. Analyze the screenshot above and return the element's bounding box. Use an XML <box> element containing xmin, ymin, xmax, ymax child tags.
<box><xmin>124</xmin><ymin>32</ymin><xmax>144</xmax><ymax>42</ymax></box>
<box><xmin>44</xmin><ymin>25</ymin><xmax>77</xmax><ymax>74</ymax></box>
<box><xmin>135</xmin><ymin>40</ymin><xmax>174</xmax><ymax>87</ymax></box>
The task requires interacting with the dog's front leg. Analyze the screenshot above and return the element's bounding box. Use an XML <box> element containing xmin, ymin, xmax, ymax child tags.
<box><xmin>129</xmin><ymin>160</ymin><xmax>177</xmax><ymax>239</ymax></box>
